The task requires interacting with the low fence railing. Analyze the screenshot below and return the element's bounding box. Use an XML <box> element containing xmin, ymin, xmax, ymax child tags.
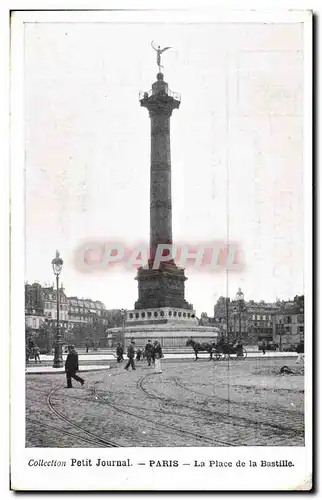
<box><xmin>139</xmin><ymin>88</ymin><xmax>181</xmax><ymax>101</ymax></box>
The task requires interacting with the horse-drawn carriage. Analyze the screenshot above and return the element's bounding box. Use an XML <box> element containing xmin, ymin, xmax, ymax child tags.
<box><xmin>186</xmin><ymin>338</ymin><xmax>247</xmax><ymax>361</ymax></box>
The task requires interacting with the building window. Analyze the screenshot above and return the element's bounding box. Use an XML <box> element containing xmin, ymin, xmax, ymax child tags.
<box><xmin>135</xmin><ymin>313</ymin><xmax>139</xmax><ymax>319</ymax></box>
<box><xmin>169</xmin><ymin>311</ymin><xmax>172</xmax><ymax>317</ymax></box>
<box><xmin>187</xmin><ymin>313</ymin><xmax>190</xmax><ymax>318</ymax></box>
<box><xmin>178</xmin><ymin>312</ymin><xmax>182</xmax><ymax>317</ymax></box>
<box><xmin>154</xmin><ymin>311</ymin><xmax>158</xmax><ymax>318</ymax></box>
<box><xmin>191</xmin><ymin>314</ymin><xmax>195</xmax><ymax>318</ymax></box>
<box><xmin>183</xmin><ymin>312</ymin><xmax>186</xmax><ymax>317</ymax></box>
<box><xmin>141</xmin><ymin>312</ymin><xmax>146</xmax><ymax>318</ymax></box>
<box><xmin>174</xmin><ymin>311</ymin><xmax>177</xmax><ymax>317</ymax></box>
<box><xmin>160</xmin><ymin>311</ymin><xmax>164</xmax><ymax>317</ymax></box>
<box><xmin>147</xmin><ymin>312</ymin><xmax>152</xmax><ymax>318</ymax></box>
<box><xmin>129</xmin><ymin>313</ymin><xmax>133</xmax><ymax>319</ymax></box>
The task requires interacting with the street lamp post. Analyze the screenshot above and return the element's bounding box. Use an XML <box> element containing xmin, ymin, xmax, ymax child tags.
<box><xmin>225</xmin><ymin>298</ymin><xmax>229</xmax><ymax>341</ymax></box>
<box><xmin>121</xmin><ymin>309</ymin><xmax>126</xmax><ymax>348</ymax></box>
<box><xmin>236</xmin><ymin>288</ymin><xmax>245</xmax><ymax>341</ymax></box>
<box><xmin>52</xmin><ymin>250</ymin><xmax>64</xmax><ymax>368</ymax></box>
<box><xmin>279</xmin><ymin>322</ymin><xmax>284</xmax><ymax>352</ymax></box>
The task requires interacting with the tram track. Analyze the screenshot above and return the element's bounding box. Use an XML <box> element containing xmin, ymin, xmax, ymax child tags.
<box><xmin>47</xmin><ymin>386</ymin><xmax>121</xmax><ymax>448</ymax></box>
<box><xmin>172</xmin><ymin>377</ymin><xmax>304</xmax><ymax>419</ymax></box>
<box><xmin>26</xmin><ymin>365</ymin><xmax>303</xmax><ymax>447</ymax></box>
<box><xmin>93</xmin><ymin>388</ymin><xmax>234</xmax><ymax>447</ymax></box>
<box><xmin>26</xmin><ymin>417</ymin><xmax>107</xmax><ymax>448</ymax></box>
<box><xmin>137</xmin><ymin>374</ymin><xmax>304</xmax><ymax>438</ymax></box>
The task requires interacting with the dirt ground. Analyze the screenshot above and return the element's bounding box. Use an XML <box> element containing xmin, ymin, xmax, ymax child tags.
<box><xmin>26</xmin><ymin>357</ymin><xmax>304</xmax><ymax>448</ymax></box>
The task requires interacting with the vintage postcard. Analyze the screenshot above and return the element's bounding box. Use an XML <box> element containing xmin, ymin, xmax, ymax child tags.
<box><xmin>10</xmin><ymin>6</ymin><xmax>312</xmax><ymax>492</ymax></box>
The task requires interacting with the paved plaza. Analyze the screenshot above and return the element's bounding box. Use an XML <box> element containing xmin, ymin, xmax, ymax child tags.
<box><xmin>26</xmin><ymin>357</ymin><xmax>304</xmax><ymax>448</ymax></box>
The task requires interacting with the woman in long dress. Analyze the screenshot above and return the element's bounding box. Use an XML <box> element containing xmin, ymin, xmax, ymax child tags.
<box><xmin>153</xmin><ymin>341</ymin><xmax>163</xmax><ymax>374</ymax></box>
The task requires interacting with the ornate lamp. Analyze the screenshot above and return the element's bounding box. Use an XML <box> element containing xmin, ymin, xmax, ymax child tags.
<box><xmin>52</xmin><ymin>250</ymin><xmax>64</xmax><ymax>368</ymax></box>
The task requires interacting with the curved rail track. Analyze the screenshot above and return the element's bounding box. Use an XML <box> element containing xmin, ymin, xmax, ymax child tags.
<box><xmin>26</xmin><ymin>367</ymin><xmax>304</xmax><ymax>447</ymax></box>
<box><xmin>137</xmin><ymin>374</ymin><xmax>304</xmax><ymax>439</ymax></box>
<box><xmin>93</xmin><ymin>388</ymin><xmax>234</xmax><ymax>447</ymax></box>
<box><xmin>172</xmin><ymin>377</ymin><xmax>304</xmax><ymax>419</ymax></box>
<box><xmin>26</xmin><ymin>417</ymin><xmax>109</xmax><ymax>447</ymax></box>
<box><xmin>47</xmin><ymin>386</ymin><xmax>121</xmax><ymax>448</ymax></box>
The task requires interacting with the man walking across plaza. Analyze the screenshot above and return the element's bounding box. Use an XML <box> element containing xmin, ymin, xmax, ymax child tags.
<box><xmin>33</xmin><ymin>345</ymin><xmax>41</xmax><ymax>363</ymax></box>
<box><xmin>145</xmin><ymin>339</ymin><xmax>154</xmax><ymax>366</ymax></box>
<box><xmin>116</xmin><ymin>342</ymin><xmax>124</xmax><ymax>363</ymax></box>
<box><xmin>296</xmin><ymin>340</ymin><xmax>304</xmax><ymax>364</ymax></box>
<box><xmin>124</xmin><ymin>340</ymin><xmax>136</xmax><ymax>371</ymax></box>
<box><xmin>65</xmin><ymin>345</ymin><xmax>85</xmax><ymax>388</ymax></box>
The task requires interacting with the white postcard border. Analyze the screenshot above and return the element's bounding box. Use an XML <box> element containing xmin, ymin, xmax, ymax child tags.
<box><xmin>9</xmin><ymin>6</ymin><xmax>313</xmax><ymax>492</ymax></box>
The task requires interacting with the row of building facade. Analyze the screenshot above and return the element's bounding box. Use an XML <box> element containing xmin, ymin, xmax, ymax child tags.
<box><xmin>25</xmin><ymin>282</ymin><xmax>121</xmax><ymax>349</ymax></box>
<box><xmin>210</xmin><ymin>291</ymin><xmax>304</xmax><ymax>349</ymax></box>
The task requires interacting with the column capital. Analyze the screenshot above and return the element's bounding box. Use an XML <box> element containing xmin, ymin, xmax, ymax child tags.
<box><xmin>140</xmin><ymin>94</ymin><xmax>180</xmax><ymax>117</ymax></box>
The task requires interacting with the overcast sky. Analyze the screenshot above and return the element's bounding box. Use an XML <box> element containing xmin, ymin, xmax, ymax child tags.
<box><xmin>24</xmin><ymin>20</ymin><xmax>304</xmax><ymax>315</ymax></box>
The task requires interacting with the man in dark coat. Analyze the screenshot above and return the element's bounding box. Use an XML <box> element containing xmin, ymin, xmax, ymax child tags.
<box><xmin>124</xmin><ymin>340</ymin><xmax>136</xmax><ymax>371</ymax></box>
<box><xmin>116</xmin><ymin>342</ymin><xmax>124</xmax><ymax>363</ymax></box>
<box><xmin>33</xmin><ymin>345</ymin><xmax>41</xmax><ymax>363</ymax></box>
<box><xmin>145</xmin><ymin>339</ymin><xmax>154</xmax><ymax>366</ymax></box>
<box><xmin>25</xmin><ymin>345</ymin><xmax>30</xmax><ymax>364</ymax></box>
<box><xmin>296</xmin><ymin>340</ymin><xmax>304</xmax><ymax>364</ymax></box>
<box><xmin>136</xmin><ymin>348</ymin><xmax>142</xmax><ymax>361</ymax></box>
<box><xmin>65</xmin><ymin>345</ymin><xmax>85</xmax><ymax>388</ymax></box>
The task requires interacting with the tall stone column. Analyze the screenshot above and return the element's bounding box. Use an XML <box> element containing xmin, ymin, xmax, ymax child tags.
<box><xmin>142</xmin><ymin>72</ymin><xmax>179</xmax><ymax>256</ymax></box>
<box><xmin>135</xmin><ymin>72</ymin><xmax>191</xmax><ymax>311</ymax></box>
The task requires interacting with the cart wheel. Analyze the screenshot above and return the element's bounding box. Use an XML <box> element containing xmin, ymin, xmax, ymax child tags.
<box><xmin>212</xmin><ymin>352</ymin><xmax>219</xmax><ymax>361</ymax></box>
<box><xmin>236</xmin><ymin>348</ymin><xmax>247</xmax><ymax>360</ymax></box>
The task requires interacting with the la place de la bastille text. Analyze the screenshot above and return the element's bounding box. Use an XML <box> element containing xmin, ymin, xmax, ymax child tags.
<box><xmin>70</xmin><ymin>458</ymin><xmax>294</xmax><ymax>468</ymax></box>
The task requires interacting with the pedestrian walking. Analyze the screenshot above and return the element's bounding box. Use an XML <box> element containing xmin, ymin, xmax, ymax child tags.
<box><xmin>124</xmin><ymin>340</ymin><xmax>136</xmax><ymax>371</ymax></box>
<box><xmin>65</xmin><ymin>345</ymin><xmax>85</xmax><ymax>388</ymax></box>
<box><xmin>296</xmin><ymin>340</ymin><xmax>304</xmax><ymax>364</ymax></box>
<box><xmin>85</xmin><ymin>343</ymin><xmax>89</xmax><ymax>353</ymax></box>
<box><xmin>145</xmin><ymin>339</ymin><xmax>154</xmax><ymax>366</ymax></box>
<box><xmin>116</xmin><ymin>342</ymin><xmax>124</xmax><ymax>363</ymax></box>
<box><xmin>259</xmin><ymin>340</ymin><xmax>266</xmax><ymax>355</ymax></box>
<box><xmin>136</xmin><ymin>348</ymin><xmax>142</xmax><ymax>361</ymax></box>
<box><xmin>33</xmin><ymin>345</ymin><xmax>41</xmax><ymax>363</ymax></box>
<box><xmin>153</xmin><ymin>340</ymin><xmax>163</xmax><ymax>374</ymax></box>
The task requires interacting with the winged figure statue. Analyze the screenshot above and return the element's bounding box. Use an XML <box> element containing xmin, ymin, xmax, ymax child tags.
<box><xmin>151</xmin><ymin>41</ymin><xmax>173</xmax><ymax>71</ymax></box>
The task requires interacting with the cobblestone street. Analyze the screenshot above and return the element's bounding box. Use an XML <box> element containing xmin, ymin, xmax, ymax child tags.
<box><xmin>26</xmin><ymin>357</ymin><xmax>304</xmax><ymax>448</ymax></box>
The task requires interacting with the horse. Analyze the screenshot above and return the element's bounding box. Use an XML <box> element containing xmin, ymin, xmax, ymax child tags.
<box><xmin>186</xmin><ymin>339</ymin><xmax>215</xmax><ymax>361</ymax></box>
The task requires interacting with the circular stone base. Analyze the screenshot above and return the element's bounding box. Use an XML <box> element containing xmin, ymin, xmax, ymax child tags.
<box><xmin>108</xmin><ymin>325</ymin><xmax>219</xmax><ymax>349</ymax></box>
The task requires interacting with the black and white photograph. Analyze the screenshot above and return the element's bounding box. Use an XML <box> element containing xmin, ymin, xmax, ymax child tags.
<box><xmin>10</xmin><ymin>6</ymin><xmax>312</xmax><ymax>492</ymax></box>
